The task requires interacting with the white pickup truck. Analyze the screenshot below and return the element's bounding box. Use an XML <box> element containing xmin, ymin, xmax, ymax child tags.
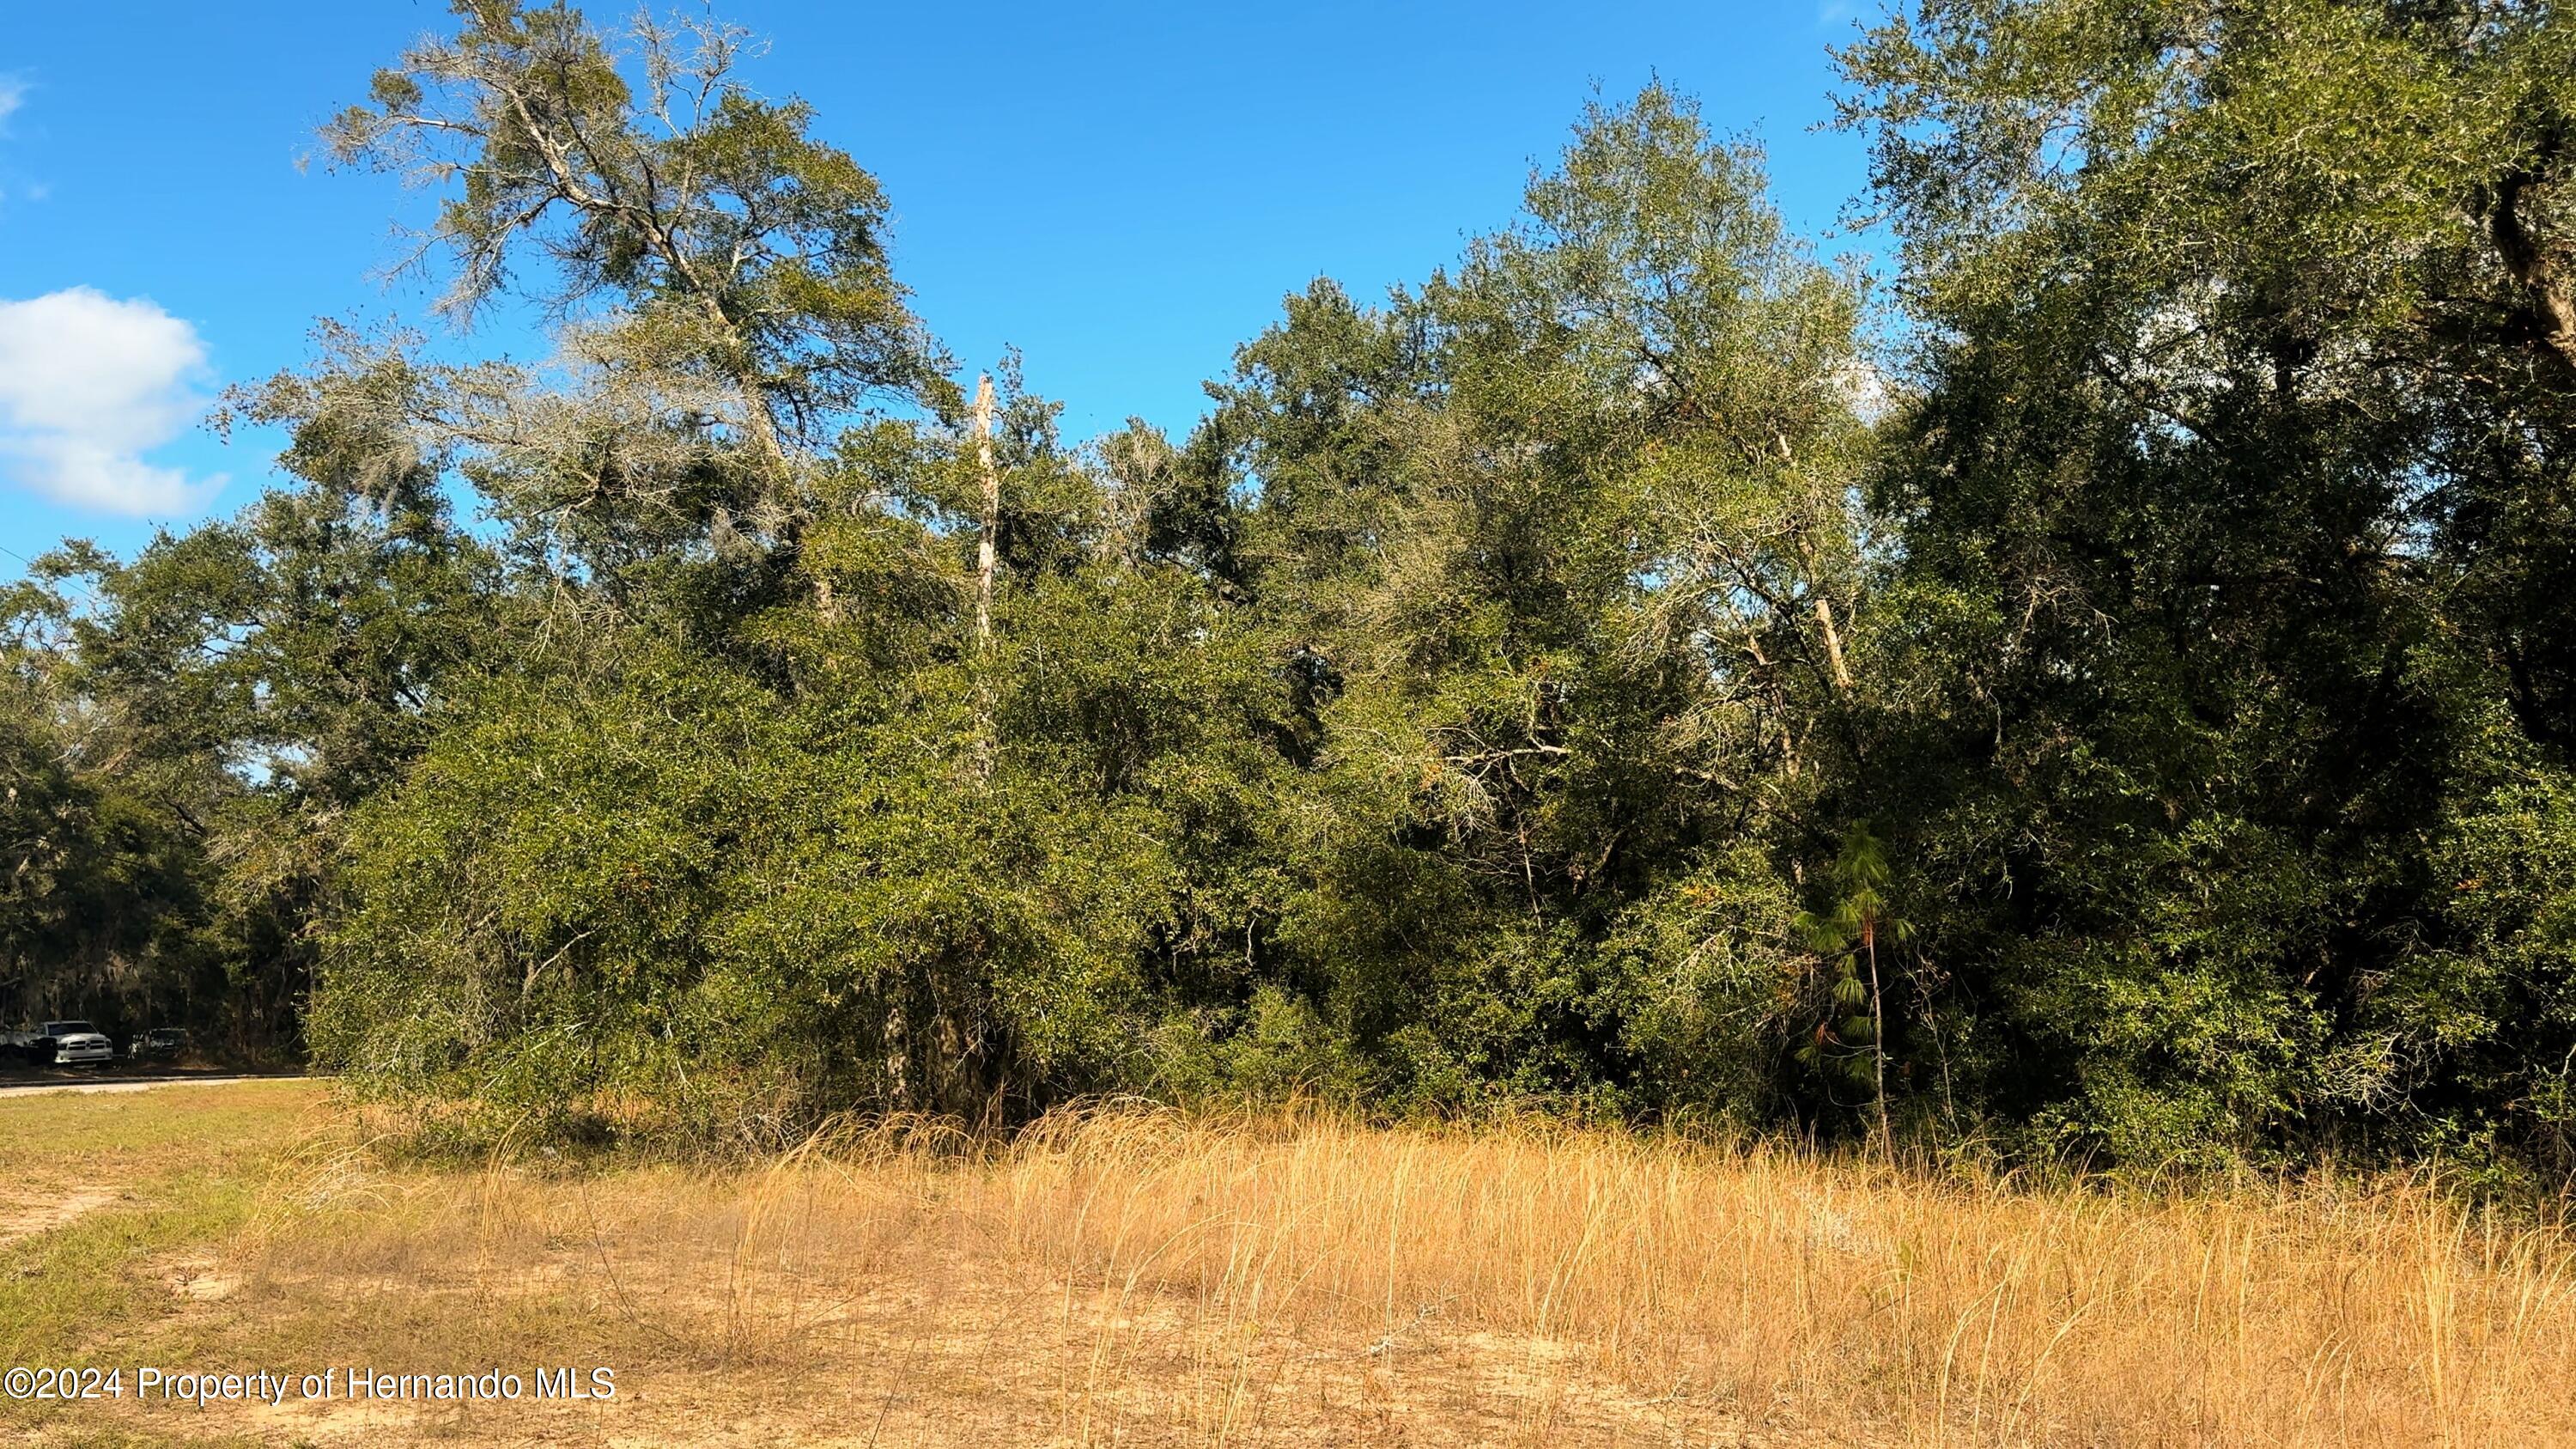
<box><xmin>1</xmin><ymin>1021</ymin><xmax>115</xmax><ymax>1067</ymax></box>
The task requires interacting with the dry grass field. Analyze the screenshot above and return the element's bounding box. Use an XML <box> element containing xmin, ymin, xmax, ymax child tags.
<box><xmin>5</xmin><ymin>1083</ymin><xmax>2576</xmax><ymax>1446</ymax></box>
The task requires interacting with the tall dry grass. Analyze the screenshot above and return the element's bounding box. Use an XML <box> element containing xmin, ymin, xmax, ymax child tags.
<box><xmin>974</xmin><ymin>1110</ymin><xmax>2576</xmax><ymax>1446</ymax></box>
<box><xmin>223</xmin><ymin>1105</ymin><xmax>2576</xmax><ymax>1446</ymax></box>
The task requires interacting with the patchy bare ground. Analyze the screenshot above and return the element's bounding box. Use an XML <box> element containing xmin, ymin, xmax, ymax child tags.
<box><xmin>0</xmin><ymin>1189</ymin><xmax>119</xmax><ymax>1247</ymax></box>
<box><xmin>9</xmin><ymin>1087</ymin><xmax>2574</xmax><ymax>1447</ymax></box>
<box><xmin>0</xmin><ymin>1088</ymin><xmax>1849</xmax><ymax>1447</ymax></box>
<box><xmin>40</xmin><ymin>1177</ymin><xmax>1804</xmax><ymax>1447</ymax></box>
<box><xmin>22</xmin><ymin>1215</ymin><xmax>1801</xmax><ymax>1446</ymax></box>
<box><xmin>100</xmin><ymin>1294</ymin><xmax>1803</xmax><ymax>1446</ymax></box>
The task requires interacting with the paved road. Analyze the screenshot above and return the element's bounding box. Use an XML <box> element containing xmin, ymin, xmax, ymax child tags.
<box><xmin>0</xmin><ymin>1075</ymin><xmax>306</xmax><ymax>1099</ymax></box>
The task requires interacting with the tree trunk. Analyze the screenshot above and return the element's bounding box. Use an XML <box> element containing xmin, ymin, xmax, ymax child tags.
<box><xmin>1865</xmin><ymin>916</ymin><xmax>1892</xmax><ymax>1162</ymax></box>
<box><xmin>1814</xmin><ymin>595</ymin><xmax>1855</xmax><ymax>691</ymax></box>
<box><xmin>2492</xmin><ymin>162</ymin><xmax>2576</xmax><ymax>377</ymax></box>
<box><xmin>971</xmin><ymin>374</ymin><xmax>999</xmax><ymax>649</ymax></box>
<box><xmin>969</xmin><ymin>374</ymin><xmax>1002</xmax><ymax>782</ymax></box>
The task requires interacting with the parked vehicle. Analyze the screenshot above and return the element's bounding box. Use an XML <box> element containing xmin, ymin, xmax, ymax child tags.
<box><xmin>1</xmin><ymin>1021</ymin><xmax>114</xmax><ymax>1067</ymax></box>
<box><xmin>138</xmin><ymin>1027</ymin><xmax>191</xmax><ymax>1061</ymax></box>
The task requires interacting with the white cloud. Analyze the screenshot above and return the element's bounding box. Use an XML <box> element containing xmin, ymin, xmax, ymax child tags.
<box><xmin>0</xmin><ymin>288</ymin><xmax>224</xmax><ymax>515</ymax></box>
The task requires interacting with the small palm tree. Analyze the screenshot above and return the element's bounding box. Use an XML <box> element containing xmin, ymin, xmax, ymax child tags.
<box><xmin>1795</xmin><ymin>822</ymin><xmax>1911</xmax><ymax>1160</ymax></box>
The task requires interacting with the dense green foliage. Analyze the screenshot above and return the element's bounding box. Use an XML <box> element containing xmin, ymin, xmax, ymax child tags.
<box><xmin>1836</xmin><ymin>0</ymin><xmax>2576</xmax><ymax>1174</ymax></box>
<box><xmin>8</xmin><ymin>0</ymin><xmax>2570</xmax><ymax>1176</ymax></box>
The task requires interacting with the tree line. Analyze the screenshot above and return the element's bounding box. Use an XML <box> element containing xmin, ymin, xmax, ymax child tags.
<box><xmin>6</xmin><ymin>0</ymin><xmax>2572</xmax><ymax>1178</ymax></box>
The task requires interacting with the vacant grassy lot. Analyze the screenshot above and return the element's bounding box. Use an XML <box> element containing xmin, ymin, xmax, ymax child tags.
<box><xmin>3</xmin><ymin>1086</ymin><xmax>2573</xmax><ymax>1446</ymax></box>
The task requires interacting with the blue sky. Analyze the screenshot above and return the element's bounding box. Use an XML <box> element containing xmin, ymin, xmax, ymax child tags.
<box><xmin>0</xmin><ymin>1</ymin><xmax>1880</xmax><ymax>564</ymax></box>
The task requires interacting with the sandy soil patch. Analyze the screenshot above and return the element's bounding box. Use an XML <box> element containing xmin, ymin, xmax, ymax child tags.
<box><xmin>0</xmin><ymin>1187</ymin><xmax>118</xmax><ymax>1245</ymax></box>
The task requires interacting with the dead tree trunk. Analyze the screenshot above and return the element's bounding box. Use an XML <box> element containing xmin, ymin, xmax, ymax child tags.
<box><xmin>972</xmin><ymin>374</ymin><xmax>999</xmax><ymax>650</ymax></box>
<box><xmin>969</xmin><ymin>374</ymin><xmax>1002</xmax><ymax>782</ymax></box>
<box><xmin>1814</xmin><ymin>595</ymin><xmax>1855</xmax><ymax>691</ymax></box>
